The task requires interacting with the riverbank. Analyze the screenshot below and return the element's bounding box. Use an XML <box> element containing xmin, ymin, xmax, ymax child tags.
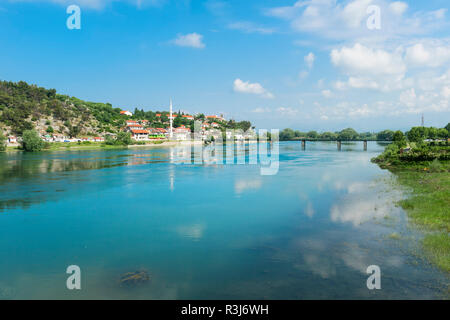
<box><xmin>3</xmin><ymin>140</ymin><xmax>202</xmax><ymax>153</ymax></box>
<box><xmin>372</xmin><ymin>144</ymin><xmax>449</xmax><ymax>273</ymax></box>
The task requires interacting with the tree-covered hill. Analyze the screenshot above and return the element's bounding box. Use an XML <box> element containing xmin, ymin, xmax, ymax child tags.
<box><xmin>0</xmin><ymin>80</ymin><xmax>252</xmax><ymax>138</ymax></box>
<box><xmin>0</xmin><ymin>80</ymin><xmax>125</xmax><ymax>137</ymax></box>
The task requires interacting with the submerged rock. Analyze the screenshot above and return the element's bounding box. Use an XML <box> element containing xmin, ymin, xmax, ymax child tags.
<box><xmin>119</xmin><ymin>270</ymin><xmax>150</xmax><ymax>287</ymax></box>
<box><xmin>0</xmin><ymin>286</ymin><xmax>15</xmax><ymax>300</ymax></box>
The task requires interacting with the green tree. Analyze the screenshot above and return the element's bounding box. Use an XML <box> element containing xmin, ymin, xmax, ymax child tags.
<box><xmin>22</xmin><ymin>129</ymin><xmax>45</xmax><ymax>152</ymax></box>
<box><xmin>445</xmin><ymin>123</ymin><xmax>450</xmax><ymax>133</ymax></box>
<box><xmin>280</xmin><ymin>128</ymin><xmax>295</xmax><ymax>141</ymax></box>
<box><xmin>195</xmin><ymin>113</ymin><xmax>205</xmax><ymax>121</ymax></box>
<box><xmin>115</xmin><ymin>132</ymin><xmax>132</xmax><ymax>145</ymax></box>
<box><xmin>46</xmin><ymin>126</ymin><xmax>54</xmax><ymax>133</ymax></box>
<box><xmin>393</xmin><ymin>130</ymin><xmax>406</xmax><ymax>147</ymax></box>
<box><xmin>320</xmin><ymin>132</ymin><xmax>337</xmax><ymax>140</ymax></box>
<box><xmin>407</xmin><ymin>127</ymin><xmax>426</xmax><ymax>143</ymax></box>
<box><xmin>437</xmin><ymin>128</ymin><xmax>448</xmax><ymax>139</ymax></box>
<box><xmin>377</xmin><ymin>130</ymin><xmax>394</xmax><ymax>141</ymax></box>
<box><xmin>0</xmin><ymin>130</ymin><xmax>6</xmax><ymax>151</ymax></box>
<box><xmin>237</xmin><ymin>121</ymin><xmax>252</xmax><ymax>132</ymax></box>
<box><xmin>306</xmin><ymin>131</ymin><xmax>319</xmax><ymax>139</ymax></box>
<box><xmin>427</xmin><ymin>127</ymin><xmax>438</xmax><ymax>140</ymax></box>
<box><xmin>338</xmin><ymin>128</ymin><xmax>358</xmax><ymax>141</ymax></box>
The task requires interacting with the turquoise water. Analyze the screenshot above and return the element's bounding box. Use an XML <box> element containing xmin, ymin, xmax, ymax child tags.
<box><xmin>0</xmin><ymin>142</ymin><xmax>448</xmax><ymax>299</ymax></box>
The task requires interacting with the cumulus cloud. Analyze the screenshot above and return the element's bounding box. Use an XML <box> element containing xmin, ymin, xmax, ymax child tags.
<box><xmin>304</xmin><ymin>52</ymin><xmax>315</xmax><ymax>69</ymax></box>
<box><xmin>388</xmin><ymin>1</ymin><xmax>408</xmax><ymax>15</ymax></box>
<box><xmin>442</xmin><ymin>86</ymin><xmax>450</xmax><ymax>99</ymax></box>
<box><xmin>331</xmin><ymin>43</ymin><xmax>406</xmax><ymax>76</ymax></box>
<box><xmin>405</xmin><ymin>42</ymin><xmax>450</xmax><ymax>68</ymax></box>
<box><xmin>399</xmin><ymin>88</ymin><xmax>417</xmax><ymax>107</ymax></box>
<box><xmin>171</xmin><ymin>33</ymin><xmax>205</xmax><ymax>49</ymax></box>
<box><xmin>265</xmin><ymin>0</ymin><xmax>448</xmax><ymax>41</ymax></box>
<box><xmin>233</xmin><ymin>79</ymin><xmax>274</xmax><ymax>99</ymax></box>
<box><xmin>9</xmin><ymin>0</ymin><xmax>165</xmax><ymax>9</ymax></box>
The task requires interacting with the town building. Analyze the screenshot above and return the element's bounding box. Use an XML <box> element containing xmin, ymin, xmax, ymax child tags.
<box><xmin>131</xmin><ymin>129</ymin><xmax>149</xmax><ymax>141</ymax></box>
<box><xmin>120</xmin><ymin>110</ymin><xmax>133</xmax><ymax>116</ymax></box>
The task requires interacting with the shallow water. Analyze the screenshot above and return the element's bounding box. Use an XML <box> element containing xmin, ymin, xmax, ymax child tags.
<box><xmin>0</xmin><ymin>141</ymin><xmax>448</xmax><ymax>299</ymax></box>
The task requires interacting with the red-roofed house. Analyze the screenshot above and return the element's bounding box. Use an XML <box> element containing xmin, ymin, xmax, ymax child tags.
<box><xmin>126</xmin><ymin>124</ymin><xmax>144</xmax><ymax>130</ymax></box>
<box><xmin>120</xmin><ymin>110</ymin><xmax>133</xmax><ymax>116</ymax></box>
<box><xmin>206</xmin><ymin>115</ymin><xmax>224</xmax><ymax>121</ymax></box>
<box><xmin>131</xmin><ymin>129</ymin><xmax>149</xmax><ymax>141</ymax></box>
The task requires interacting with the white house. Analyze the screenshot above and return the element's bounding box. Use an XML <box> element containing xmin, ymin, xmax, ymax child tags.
<box><xmin>174</xmin><ymin>126</ymin><xmax>191</xmax><ymax>141</ymax></box>
<box><xmin>131</xmin><ymin>129</ymin><xmax>149</xmax><ymax>141</ymax></box>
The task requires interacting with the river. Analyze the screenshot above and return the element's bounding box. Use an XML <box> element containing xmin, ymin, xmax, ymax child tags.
<box><xmin>0</xmin><ymin>141</ymin><xmax>448</xmax><ymax>299</ymax></box>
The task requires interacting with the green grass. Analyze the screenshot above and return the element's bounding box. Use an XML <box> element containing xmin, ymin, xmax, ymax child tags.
<box><xmin>2</xmin><ymin>140</ymin><xmax>172</xmax><ymax>153</ymax></box>
<box><xmin>423</xmin><ymin>233</ymin><xmax>450</xmax><ymax>273</ymax></box>
<box><xmin>387</xmin><ymin>162</ymin><xmax>450</xmax><ymax>273</ymax></box>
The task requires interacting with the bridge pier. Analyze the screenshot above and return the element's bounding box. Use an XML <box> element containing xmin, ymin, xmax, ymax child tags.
<box><xmin>337</xmin><ymin>141</ymin><xmax>341</xmax><ymax>151</ymax></box>
<box><xmin>301</xmin><ymin>139</ymin><xmax>306</xmax><ymax>150</ymax></box>
<box><xmin>363</xmin><ymin>140</ymin><xmax>367</xmax><ymax>151</ymax></box>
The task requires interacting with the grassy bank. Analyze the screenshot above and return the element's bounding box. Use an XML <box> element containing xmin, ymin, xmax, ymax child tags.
<box><xmin>372</xmin><ymin>144</ymin><xmax>450</xmax><ymax>273</ymax></box>
<box><xmin>4</xmin><ymin>140</ymin><xmax>168</xmax><ymax>152</ymax></box>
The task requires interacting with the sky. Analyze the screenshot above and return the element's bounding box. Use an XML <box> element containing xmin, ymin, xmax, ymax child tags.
<box><xmin>0</xmin><ymin>0</ymin><xmax>449</xmax><ymax>131</ymax></box>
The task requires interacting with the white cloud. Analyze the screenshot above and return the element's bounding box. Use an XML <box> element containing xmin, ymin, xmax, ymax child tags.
<box><xmin>399</xmin><ymin>88</ymin><xmax>417</xmax><ymax>107</ymax></box>
<box><xmin>233</xmin><ymin>79</ymin><xmax>274</xmax><ymax>99</ymax></box>
<box><xmin>265</xmin><ymin>0</ymin><xmax>448</xmax><ymax>41</ymax></box>
<box><xmin>441</xmin><ymin>86</ymin><xmax>450</xmax><ymax>99</ymax></box>
<box><xmin>331</xmin><ymin>43</ymin><xmax>406</xmax><ymax>76</ymax></box>
<box><xmin>389</xmin><ymin>1</ymin><xmax>408</xmax><ymax>15</ymax></box>
<box><xmin>171</xmin><ymin>33</ymin><xmax>205</xmax><ymax>49</ymax></box>
<box><xmin>9</xmin><ymin>0</ymin><xmax>165</xmax><ymax>9</ymax></box>
<box><xmin>251</xmin><ymin>107</ymin><xmax>271</xmax><ymax>113</ymax></box>
<box><xmin>276</xmin><ymin>106</ymin><xmax>298</xmax><ymax>116</ymax></box>
<box><xmin>299</xmin><ymin>70</ymin><xmax>309</xmax><ymax>79</ymax></box>
<box><xmin>304</xmin><ymin>52</ymin><xmax>315</xmax><ymax>69</ymax></box>
<box><xmin>405</xmin><ymin>42</ymin><xmax>450</xmax><ymax>68</ymax></box>
<box><xmin>321</xmin><ymin>89</ymin><xmax>332</xmax><ymax>98</ymax></box>
<box><xmin>227</xmin><ymin>21</ymin><xmax>275</xmax><ymax>34</ymax></box>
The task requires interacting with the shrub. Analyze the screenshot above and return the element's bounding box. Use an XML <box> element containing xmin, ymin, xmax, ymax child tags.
<box><xmin>22</xmin><ymin>129</ymin><xmax>45</xmax><ymax>152</ymax></box>
<box><xmin>115</xmin><ymin>132</ymin><xmax>132</xmax><ymax>145</ymax></box>
<box><xmin>429</xmin><ymin>159</ymin><xmax>444</xmax><ymax>172</ymax></box>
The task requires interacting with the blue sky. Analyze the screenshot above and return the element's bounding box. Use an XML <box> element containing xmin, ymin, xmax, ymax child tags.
<box><xmin>0</xmin><ymin>0</ymin><xmax>449</xmax><ymax>131</ymax></box>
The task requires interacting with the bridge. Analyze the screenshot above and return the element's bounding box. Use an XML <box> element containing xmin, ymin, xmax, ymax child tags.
<box><xmin>299</xmin><ymin>139</ymin><xmax>369</xmax><ymax>151</ymax></box>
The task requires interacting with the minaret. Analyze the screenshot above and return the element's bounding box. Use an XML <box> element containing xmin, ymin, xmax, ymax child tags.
<box><xmin>421</xmin><ymin>114</ymin><xmax>424</xmax><ymax>127</ymax></box>
<box><xmin>169</xmin><ymin>99</ymin><xmax>173</xmax><ymax>139</ymax></box>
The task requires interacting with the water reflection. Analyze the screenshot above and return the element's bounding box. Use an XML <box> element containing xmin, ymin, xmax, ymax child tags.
<box><xmin>0</xmin><ymin>142</ymin><xmax>448</xmax><ymax>299</ymax></box>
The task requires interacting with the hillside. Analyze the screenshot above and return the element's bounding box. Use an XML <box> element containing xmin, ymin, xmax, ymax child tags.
<box><xmin>0</xmin><ymin>80</ymin><xmax>126</xmax><ymax>137</ymax></box>
<box><xmin>0</xmin><ymin>80</ymin><xmax>252</xmax><ymax>138</ymax></box>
